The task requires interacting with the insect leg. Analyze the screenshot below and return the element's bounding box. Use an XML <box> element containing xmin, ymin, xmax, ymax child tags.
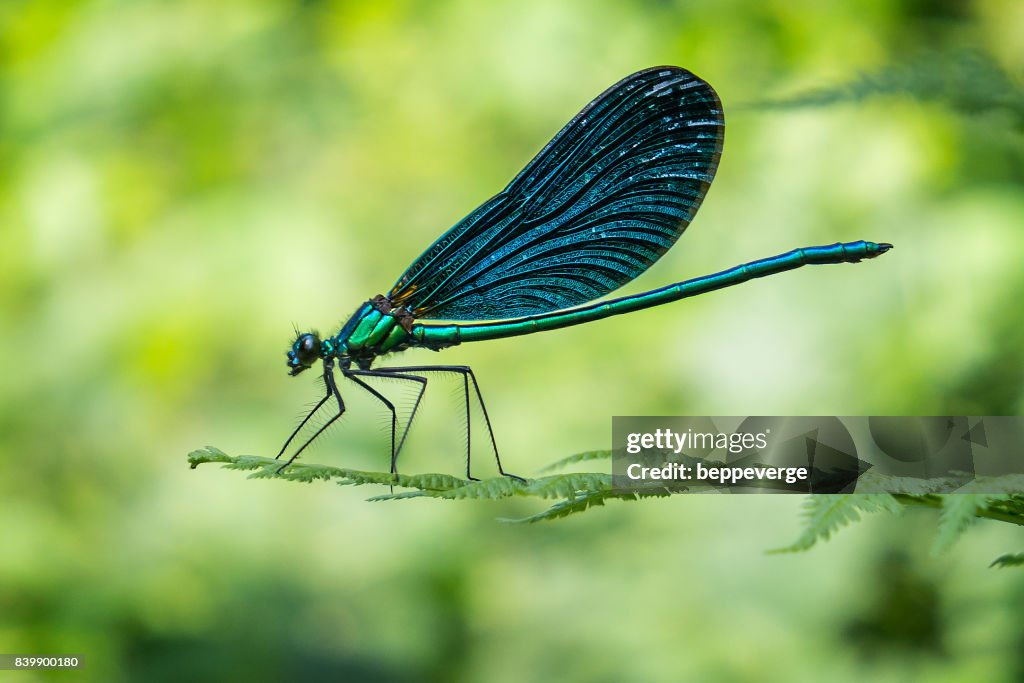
<box><xmin>275</xmin><ymin>374</ymin><xmax>333</xmax><ymax>460</ymax></box>
<box><xmin>277</xmin><ymin>360</ymin><xmax>346</xmax><ymax>472</ymax></box>
<box><xmin>374</xmin><ymin>365</ymin><xmax>524</xmax><ymax>482</ymax></box>
<box><xmin>345</xmin><ymin>370</ymin><xmax>427</xmax><ymax>478</ymax></box>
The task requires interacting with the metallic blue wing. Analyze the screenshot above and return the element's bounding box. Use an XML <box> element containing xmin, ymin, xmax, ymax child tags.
<box><xmin>388</xmin><ymin>66</ymin><xmax>724</xmax><ymax>321</ymax></box>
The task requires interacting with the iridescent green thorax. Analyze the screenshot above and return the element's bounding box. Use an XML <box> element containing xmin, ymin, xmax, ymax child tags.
<box><xmin>332</xmin><ymin>296</ymin><xmax>416</xmax><ymax>369</ymax></box>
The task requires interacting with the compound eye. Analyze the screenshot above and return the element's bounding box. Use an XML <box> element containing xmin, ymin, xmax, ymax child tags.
<box><xmin>293</xmin><ymin>333</ymin><xmax>320</xmax><ymax>365</ymax></box>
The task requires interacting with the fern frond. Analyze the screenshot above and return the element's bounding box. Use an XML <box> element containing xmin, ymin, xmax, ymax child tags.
<box><xmin>524</xmin><ymin>473</ymin><xmax>613</xmax><ymax>500</ymax></box>
<box><xmin>501</xmin><ymin>488</ymin><xmax>672</xmax><ymax>523</ymax></box>
<box><xmin>745</xmin><ymin>49</ymin><xmax>1024</xmax><ymax>124</ymax></box>
<box><xmin>538</xmin><ymin>450</ymin><xmax>614</xmax><ymax>472</ymax></box>
<box><xmin>188</xmin><ymin>448</ymin><xmax>614</xmax><ymax>503</ymax></box>
<box><xmin>366</xmin><ymin>491</ymin><xmax>427</xmax><ymax>502</ymax></box>
<box><xmin>855</xmin><ymin>470</ymin><xmax>969</xmax><ymax>494</ymax></box>
<box><xmin>990</xmin><ymin>553</ymin><xmax>1024</xmax><ymax>568</ymax></box>
<box><xmin>933</xmin><ymin>494</ymin><xmax>991</xmax><ymax>555</ymax></box>
<box><xmin>190</xmin><ymin>448</ymin><xmax>1024</xmax><ymax>565</ymax></box>
<box><xmin>188</xmin><ymin>446</ymin><xmax>232</xmax><ymax>467</ymax></box>
<box><xmin>771</xmin><ymin>494</ymin><xmax>901</xmax><ymax>553</ymax></box>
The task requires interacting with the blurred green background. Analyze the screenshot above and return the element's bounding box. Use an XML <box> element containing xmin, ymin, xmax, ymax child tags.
<box><xmin>2</xmin><ymin>0</ymin><xmax>1024</xmax><ymax>681</ymax></box>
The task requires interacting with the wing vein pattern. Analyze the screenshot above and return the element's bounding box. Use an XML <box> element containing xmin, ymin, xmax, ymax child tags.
<box><xmin>388</xmin><ymin>66</ymin><xmax>724</xmax><ymax>321</ymax></box>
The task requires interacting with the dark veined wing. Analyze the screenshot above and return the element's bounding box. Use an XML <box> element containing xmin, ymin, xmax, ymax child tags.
<box><xmin>388</xmin><ymin>66</ymin><xmax>724</xmax><ymax>321</ymax></box>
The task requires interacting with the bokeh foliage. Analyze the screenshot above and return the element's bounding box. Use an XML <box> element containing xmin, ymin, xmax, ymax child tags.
<box><xmin>2</xmin><ymin>1</ymin><xmax>1024</xmax><ymax>681</ymax></box>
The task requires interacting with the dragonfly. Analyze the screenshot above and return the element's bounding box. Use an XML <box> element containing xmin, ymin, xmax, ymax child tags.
<box><xmin>276</xmin><ymin>66</ymin><xmax>891</xmax><ymax>479</ymax></box>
